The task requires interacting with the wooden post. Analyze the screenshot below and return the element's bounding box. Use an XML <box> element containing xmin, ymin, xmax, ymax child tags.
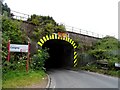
<box><xmin>7</xmin><ymin>40</ymin><xmax>10</xmax><ymax>62</ymax></box>
<box><xmin>26</xmin><ymin>42</ymin><xmax>30</xmax><ymax>72</ymax></box>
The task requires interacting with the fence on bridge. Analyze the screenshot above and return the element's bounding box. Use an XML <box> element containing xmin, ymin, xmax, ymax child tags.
<box><xmin>64</xmin><ymin>25</ymin><xmax>105</xmax><ymax>38</ymax></box>
<box><xmin>11</xmin><ymin>10</ymin><xmax>30</xmax><ymax>21</ymax></box>
<box><xmin>11</xmin><ymin>10</ymin><xmax>106</xmax><ymax>39</ymax></box>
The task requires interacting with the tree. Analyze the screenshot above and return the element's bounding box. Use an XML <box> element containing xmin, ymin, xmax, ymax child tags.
<box><xmin>2</xmin><ymin>2</ymin><xmax>11</xmax><ymax>17</ymax></box>
<box><xmin>27</xmin><ymin>14</ymin><xmax>66</xmax><ymax>41</ymax></box>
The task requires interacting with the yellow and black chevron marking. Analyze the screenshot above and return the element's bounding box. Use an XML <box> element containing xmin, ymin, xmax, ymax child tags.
<box><xmin>74</xmin><ymin>51</ymin><xmax>78</xmax><ymax>67</ymax></box>
<box><xmin>37</xmin><ymin>34</ymin><xmax>78</xmax><ymax>67</ymax></box>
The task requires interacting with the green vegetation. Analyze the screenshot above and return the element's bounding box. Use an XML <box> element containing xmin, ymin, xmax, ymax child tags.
<box><xmin>80</xmin><ymin>65</ymin><xmax>120</xmax><ymax>77</ymax></box>
<box><xmin>88</xmin><ymin>36</ymin><xmax>119</xmax><ymax>68</ymax></box>
<box><xmin>31</xmin><ymin>49</ymin><xmax>49</xmax><ymax>71</ymax></box>
<box><xmin>2</xmin><ymin>70</ymin><xmax>46</xmax><ymax>88</ymax></box>
<box><xmin>2</xmin><ymin>17</ymin><xmax>50</xmax><ymax>88</ymax></box>
<box><xmin>2</xmin><ymin>1</ymin><xmax>66</xmax><ymax>88</ymax></box>
<box><xmin>1</xmin><ymin>1</ymin><xmax>11</xmax><ymax>17</ymax></box>
<box><xmin>79</xmin><ymin>36</ymin><xmax>120</xmax><ymax>77</ymax></box>
<box><xmin>27</xmin><ymin>14</ymin><xmax>66</xmax><ymax>41</ymax></box>
<box><xmin>2</xmin><ymin>17</ymin><xmax>28</xmax><ymax>68</ymax></box>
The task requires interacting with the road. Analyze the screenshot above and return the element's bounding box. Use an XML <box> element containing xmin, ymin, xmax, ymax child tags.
<box><xmin>48</xmin><ymin>69</ymin><xmax>119</xmax><ymax>88</ymax></box>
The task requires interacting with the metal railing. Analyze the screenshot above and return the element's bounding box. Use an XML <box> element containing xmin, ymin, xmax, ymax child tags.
<box><xmin>64</xmin><ymin>25</ymin><xmax>106</xmax><ymax>38</ymax></box>
<box><xmin>11</xmin><ymin>10</ymin><xmax>108</xmax><ymax>38</ymax></box>
<box><xmin>11</xmin><ymin>10</ymin><xmax>30</xmax><ymax>21</ymax></box>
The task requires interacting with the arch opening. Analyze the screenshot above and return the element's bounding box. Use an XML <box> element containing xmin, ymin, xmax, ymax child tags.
<box><xmin>42</xmin><ymin>39</ymin><xmax>74</xmax><ymax>70</ymax></box>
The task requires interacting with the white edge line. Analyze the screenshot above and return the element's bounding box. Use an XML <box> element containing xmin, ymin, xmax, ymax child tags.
<box><xmin>46</xmin><ymin>74</ymin><xmax>51</xmax><ymax>88</ymax></box>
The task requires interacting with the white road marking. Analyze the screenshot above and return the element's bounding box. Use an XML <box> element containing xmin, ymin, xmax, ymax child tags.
<box><xmin>53</xmin><ymin>85</ymin><xmax>55</xmax><ymax>88</ymax></box>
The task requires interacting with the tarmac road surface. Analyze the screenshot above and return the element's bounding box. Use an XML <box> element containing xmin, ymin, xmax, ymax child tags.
<box><xmin>48</xmin><ymin>69</ymin><xmax>119</xmax><ymax>88</ymax></box>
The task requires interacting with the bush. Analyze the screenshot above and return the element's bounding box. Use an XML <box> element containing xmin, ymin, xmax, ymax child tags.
<box><xmin>107</xmin><ymin>58</ymin><xmax>117</xmax><ymax>70</ymax></box>
<box><xmin>2</xmin><ymin>17</ymin><xmax>28</xmax><ymax>68</ymax></box>
<box><xmin>2</xmin><ymin>59</ymin><xmax>26</xmax><ymax>73</ymax></box>
<box><xmin>31</xmin><ymin>48</ymin><xmax>49</xmax><ymax>70</ymax></box>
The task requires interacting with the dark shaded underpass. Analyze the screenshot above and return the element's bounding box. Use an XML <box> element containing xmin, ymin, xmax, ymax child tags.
<box><xmin>42</xmin><ymin>39</ymin><xmax>74</xmax><ymax>70</ymax></box>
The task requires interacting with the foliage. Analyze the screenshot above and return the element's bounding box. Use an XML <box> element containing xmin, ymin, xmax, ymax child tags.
<box><xmin>81</xmin><ymin>64</ymin><xmax>120</xmax><ymax>77</ymax></box>
<box><xmin>28</xmin><ymin>14</ymin><xmax>56</xmax><ymax>26</ymax></box>
<box><xmin>31</xmin><ymin>48</ymin><xmax>49</xmax><ymax>70</ymax></box>
<box><xmin>92</xmin><ymin>36</ymin><xmax>119</xmax><ymax>50</ymax></box>
<box><xmin>89</xmin><ymin>49</ymin><xmax>107</xmax><ymax>60</ymax></box>
<box><xmin>27</xmin><ymin>14</ymin><xmax>66</xmax><ymax>41</ymax></box>
<box><xmin>89</xmin><ymin>36</ymin><xmax>119</xmax><ymax>60</ymax></box>
<box><xmin>2</xmin><ymin>17</ymin><xmax>28</xmax><ymax>73</ymax></box>
<box><xmin>1</xmin><ymin>2</ymin><xmax>11</xmax><ymax>17</ymax></box>
<box><xmin>2</xmin><ymin>17</ymin><xmax>27</xmax><ymax>59</ymax></box>
<box><xmin>87</xmin><ymin>36</ymin><xmax>119</xmax><ymax>69</ymax></box>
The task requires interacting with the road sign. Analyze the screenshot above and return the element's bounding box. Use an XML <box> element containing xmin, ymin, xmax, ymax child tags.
<box><xmin>10</xmin><ymin>44</ymin><xmax>28</xmax><ymax>52</ymax></box>
<box><xmin>58</xmin><ymin>32</ymin><xmax>69</xmax><ymax>38</ymax></box>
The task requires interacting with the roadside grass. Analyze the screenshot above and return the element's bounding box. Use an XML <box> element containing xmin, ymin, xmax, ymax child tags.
<box><xmin>74</xmin><ymin>65</ymin><xmax>120</xmax><ymax>78</ymax></box>
<box><xmin>2</xmin><ymin>70</ymin><xmax>46</xmax><ymax>88</ymax></box>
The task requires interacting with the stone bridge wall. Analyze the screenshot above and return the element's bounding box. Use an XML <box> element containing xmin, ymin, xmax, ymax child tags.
<box><xmin>20</xmin><ymin>21</ymin><xmax>100</xmax><ymax>54</ymax></box>
<box><xmin>68</xmin><ymin>31</ymin><xmax>99</xmax><ymax>49</ymax></box>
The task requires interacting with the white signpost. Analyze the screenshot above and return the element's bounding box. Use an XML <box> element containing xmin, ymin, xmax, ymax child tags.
<box><xmin>7</xmin><ymin>40</ymin><xmax>30</xmax><ymax>72</ymax></box>
<box><xmin>10</xmin><ymin>44</ymin><xmax>28</xmax><ymax>52</ymax></box>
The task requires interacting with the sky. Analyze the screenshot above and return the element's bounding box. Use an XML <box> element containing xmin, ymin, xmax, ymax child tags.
<box><xmin>3</xmin><ymin>0</ymin><xmax>119</xmax><ymax>38</ymax></box>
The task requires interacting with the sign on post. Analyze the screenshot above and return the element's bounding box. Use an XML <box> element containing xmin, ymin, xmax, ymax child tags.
<box><xmin>10</xmin><ymin>44</ymin><xmax>28</xmax><ymax>52</ymax></box>
<box><xmin>7</xmin><ymin>41</ymin><xmax>30</xmax><ymax>73</ymax></box>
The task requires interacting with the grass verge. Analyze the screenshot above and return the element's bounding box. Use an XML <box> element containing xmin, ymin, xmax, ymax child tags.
<box><xmin>74</xmin><ymin>65</ymin><xmax>120</xmax><ymax>78</ymax></box>
<box><xmin>2</xmin><ymin>70</ymin><xmax>46</xmax><ymax>88</ymax></box>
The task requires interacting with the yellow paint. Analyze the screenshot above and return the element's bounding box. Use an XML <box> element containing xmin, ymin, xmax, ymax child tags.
<box><xmin>49</xmin><ymin>35</ymin><xmax>52</xmax><ymax>39</ymax></box>
<box><xmin>65</xmin><ymin>37</ymin><xmax>68</xmax><ymax>41</ymax></box>
<box><xmin>38</xmin><ymin>42</ymin><xmax>43</xmax><ymax>46</ymax></box>
<box><xmin>74</xmin><ymin>52</ymin><xmax>77</xmax><ymax>55</ymax></box>
<box><xmin>74</xmin><ymin>63</ymin><xmax>77</xmax><ymax>67</ymax></box>
<box><xmin>46</xmin><ymin>35</ymin><xmax>49</xmax><ymax>40</ymax></box>
<box><xmin>58</xmin><ymin>36</ymin><xmax>60</xmax><ymax>39</ymax></box>
<box><xmin>67</xmin><ymin>38</ymin><xmax>70</xmax><ymax>42</ymax></box>
<box><xmin>74</xmin><ymin>55</ymin><xmax>77</xmax><ymax>59</ymax></box>
<box><xmin>63</xmin><ymin>37</ymin><xmax>65</xmax><ymax>40</ymax></box>
<box><xmin>73</xmin><ymin>43</ymin><xmax>75</xmax><ymax>46</ymax></box>
<box><xmin>40</xmin><ymin>39</ymin><xmax>44</xmax><ymax>44</ymax></box>
<box><xmin>69</xmin><ymin>39</ymin><xmax>72</xmax><ymax>43</ymax></box>
<box><xmin>52</xmin><ymin>34</ymin><xmax>54</xmax><ymax>39</ymax></box>
<box><xmin>55</xmin><ymin>34</ymin><xmax>57</xmax><ymax>39</ymax></box>
<box><xmin>71</xmin><ymin>41</ymin><xmax>74</xmax><ymax>44</ymax></box>
<box><xmin>38</xmin><ymin>34</ymin><xmax>79</xmax><ymax>68</ymax></box>
<box><xmin>43</xmin><ymin>37</ymin><xmax>47</xmax><ymax>42</ymax></box>
<box><xmin>74</xmin><ymin>59</ymin><xmax>77</xmax><ymax>64</ymax></box>
<box><xmin>74</xmin><ymin>46</ymin><xmax>77</xmax><ymax>49</ymax></box>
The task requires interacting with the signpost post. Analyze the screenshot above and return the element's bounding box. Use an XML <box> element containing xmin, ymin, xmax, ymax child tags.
<box><xmin>26</xmin><ymin>42</ymin><xmax>30</xmax><ymax>73</ymax></box>
<box><xmin>7</xmin><ymin>40</ymin><xmax>10</xmax><ymax>62</ymax></box>
<box><xmin>7</xmin><ymin>40</ymin><xmax>30</xmax><ymax>72</ymax></box>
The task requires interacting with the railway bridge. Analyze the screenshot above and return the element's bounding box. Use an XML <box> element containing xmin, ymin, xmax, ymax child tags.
<box><xmin>10</xmin><ymin>11</ymin><xmax>105</xmax><ymax>69</ymax></box>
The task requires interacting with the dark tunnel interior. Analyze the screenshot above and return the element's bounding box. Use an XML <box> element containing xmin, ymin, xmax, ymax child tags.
<box><xmin>42</xmin><ymin>39</ymin><xmax>74</xmax><ymax>70</ymax></box>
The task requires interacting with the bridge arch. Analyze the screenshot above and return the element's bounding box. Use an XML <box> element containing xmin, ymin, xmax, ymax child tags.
<box><xmin>37</xmin><ymin>33</ymin><xmax>78</xmax><ymax>68</ymax></box>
